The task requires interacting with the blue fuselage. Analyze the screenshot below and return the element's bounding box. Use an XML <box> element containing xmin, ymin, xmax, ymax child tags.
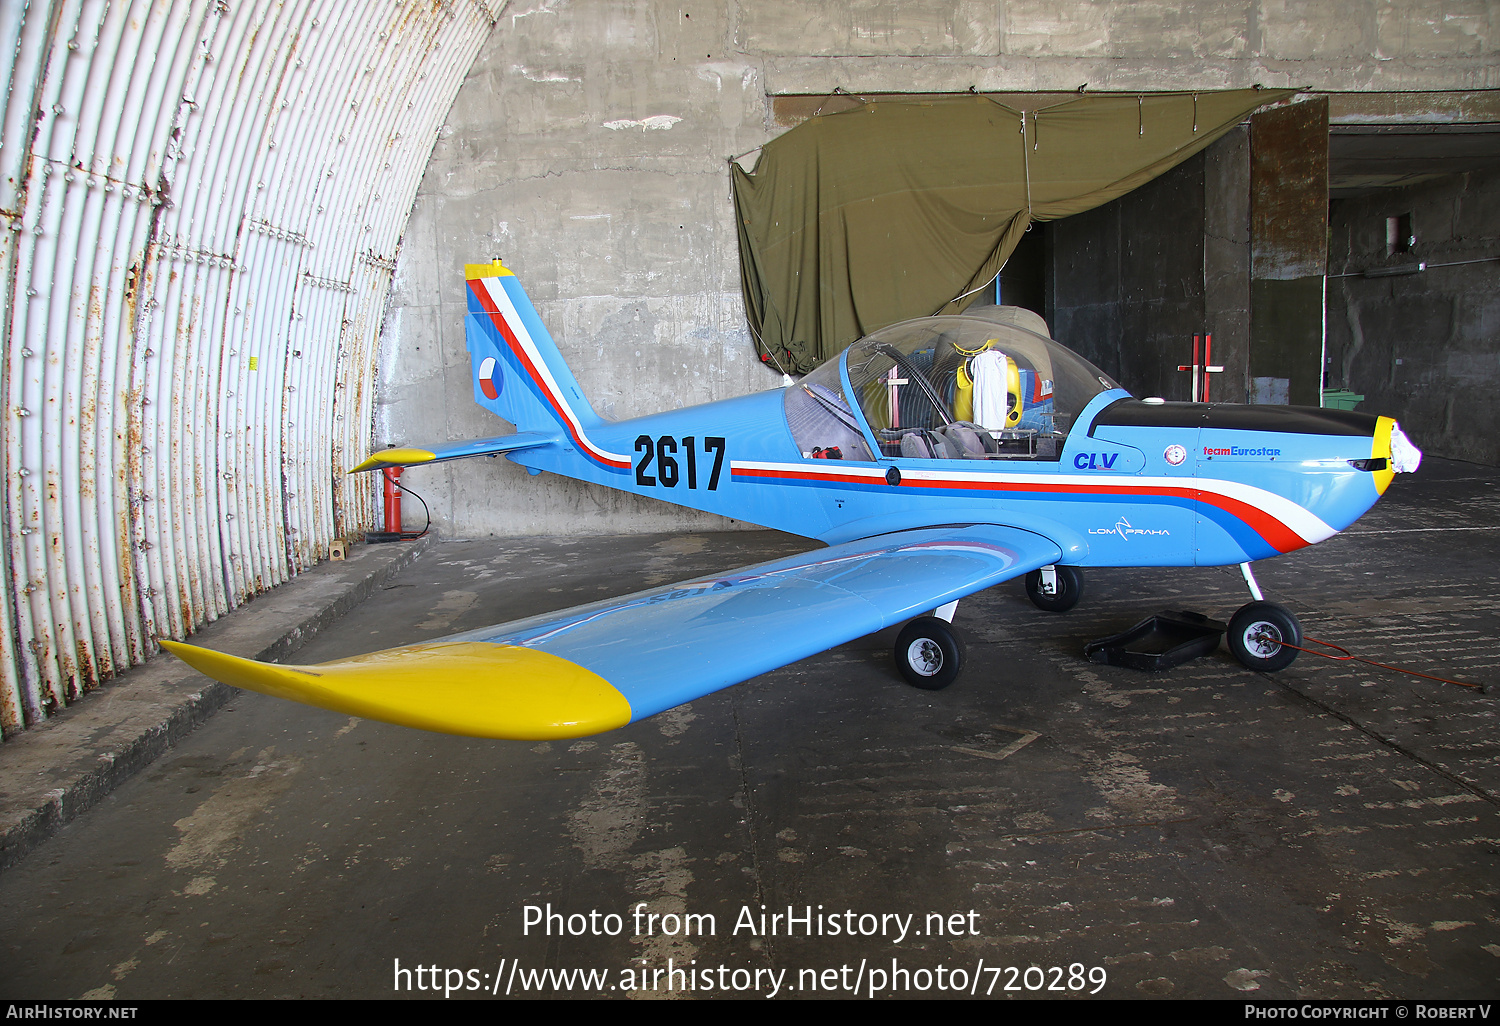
<box><xmin>506</xmin><ymin>387</ymin><xmax>1391</xmax><ymax>569</ymax></box>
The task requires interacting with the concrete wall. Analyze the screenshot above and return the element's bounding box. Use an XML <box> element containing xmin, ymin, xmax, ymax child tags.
<box><xmin>750</xmin><ymin>1</ymin><xmax>1498</xmax><ymax>94</ymax></box>
<box><xmin>379</xmin><ymin>1</ymin><xmax>1498</xmax><ymax>538</ymax></box>
<box><xmin>380</xmin><ymin>1</ymin><xmax>773</xmax><ymax>537</ymax></box>
<box><xmin>1326</xmin><ymin>168</ymin><xmax>1500</xmax><ymax>465</ymax></box>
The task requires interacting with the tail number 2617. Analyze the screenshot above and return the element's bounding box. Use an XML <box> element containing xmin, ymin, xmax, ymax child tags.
<box><xmin>635</xmin><ymin>435</ymin><xmax>725</xmax><ymax>491</ymax></box>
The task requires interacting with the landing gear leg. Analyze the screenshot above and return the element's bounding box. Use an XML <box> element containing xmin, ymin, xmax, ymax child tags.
<box><xmin>1239</xmin><ymin>561</ymin><xmax>1265</xmax><ymax>601</ymax></box>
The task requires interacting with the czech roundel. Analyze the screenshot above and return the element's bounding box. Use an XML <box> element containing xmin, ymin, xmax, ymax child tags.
<box><xmin>478</xmin><ymin>356</ymin><xmax>503</xmax><ymax>400</ymax></box>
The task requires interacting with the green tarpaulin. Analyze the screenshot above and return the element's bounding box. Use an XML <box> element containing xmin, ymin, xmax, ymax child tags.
<box><xmin>732</xmin><ymin>90</ymin><xmax>1293</xmax><ymax>373</ymax></box>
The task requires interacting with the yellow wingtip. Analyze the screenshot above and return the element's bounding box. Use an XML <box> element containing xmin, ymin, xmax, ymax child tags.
<box><xmin>158</xmin><ymin>638</ymin><xmax>632</xmax><ymax>740</ymax></box>
<box><xmin>349</xmin><ymin>447</ymin><xmax>438</xmax><ymax>474</ymax></box>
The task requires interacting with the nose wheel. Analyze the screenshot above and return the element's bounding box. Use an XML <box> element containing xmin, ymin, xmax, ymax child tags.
<box><xmin>894</xmin><ymin>616</ymin><xmax>965</xmax><ymax>690</ymax></box>
<box><xmin>1227</xmin><ymin>601</ymin><xmax>1302</xmax><ymax>671</ymax></box>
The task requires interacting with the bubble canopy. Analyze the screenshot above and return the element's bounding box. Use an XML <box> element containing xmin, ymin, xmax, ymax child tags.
<box><xmin>785</xmin><ymin>315</ymin><xmax>1124</xmax><ymax>462</ymax></box>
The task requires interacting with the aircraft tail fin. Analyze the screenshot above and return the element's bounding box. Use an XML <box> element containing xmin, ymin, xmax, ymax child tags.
<box><xmin>464</xmin><ymin>260</ymin><xmax>604</xmax><ymax>440</ymax></box>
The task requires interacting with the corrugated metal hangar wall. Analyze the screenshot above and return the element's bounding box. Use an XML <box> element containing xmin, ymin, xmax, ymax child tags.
<box><xmin>0</xmin><ymin>0</ymin><xmax>503</xmax><ymax>736</ymax></box>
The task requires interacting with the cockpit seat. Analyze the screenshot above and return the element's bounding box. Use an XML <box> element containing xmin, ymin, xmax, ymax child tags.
<box><xmin>885</xmin><ymin>423</ymin><xmax>1002</xmax><ymax>459</ymax></box>
<box><xmin>897</xmin><ymin>429</ymin><xmax>962</xmax><ymax>459</ymax></box>
<box><xmin>937</xmin><ymin>422</ymin><xmax>997</xmax><ymax>457</ymax></box>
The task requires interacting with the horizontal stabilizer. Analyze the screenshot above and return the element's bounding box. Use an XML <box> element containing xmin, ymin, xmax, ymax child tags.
<box><xmin>350</xmin><ymin>431</ymin><xmax>557</xmax><ymax>473</ymax></box>
<box><xmin>160</xmin><ymin>523</ymin><xmax>1063</xmax><ymax>740</ymax></box>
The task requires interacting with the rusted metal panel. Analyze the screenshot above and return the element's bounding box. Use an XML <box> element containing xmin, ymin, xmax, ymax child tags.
<box><xmin>1250</xmin><ymin>98</ymin><xmax>1329</xmax><ymax>408</ymax></box>
<box><xmin>1251</xmin><ymin>98</ymin><xmax>1330</xmax><ymax>281</ymax></box>
<box><xmin>1</xmin><ymin>0</ymin><xmax>500</xmax><ymax>737</ymax></box>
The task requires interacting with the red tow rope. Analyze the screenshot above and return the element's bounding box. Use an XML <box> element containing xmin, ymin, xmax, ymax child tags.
<box><xmin>1261</xmin><ymin>633</ymin><xmax>1485</xmax><ymax>691</ymax></box>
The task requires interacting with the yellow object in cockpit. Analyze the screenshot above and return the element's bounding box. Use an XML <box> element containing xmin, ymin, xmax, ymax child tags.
<box><xmin>1002</xmin><ymin>355</ymin><xmax>1022</xmax><ymax>427</ymax></box>
<box><xmin>959</xmin><ymin>342</ymin><xmax>1022</xmax><ymax>429</ymax></box>
<box><xmin>956</xmin><ymin>359</ymin><xmax>976</xmax><ymax>422</ymax></box>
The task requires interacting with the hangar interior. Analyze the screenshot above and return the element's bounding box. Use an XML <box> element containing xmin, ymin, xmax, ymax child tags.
<box><xmin>1</xmin><ymin>0</ymin><xmax>1498</xmax><ymax>1002</ymax></box>
<box><xmin>2</xmin><ymin>0</ymin><xmax>1497</xmax><ymax>733</ymax></box>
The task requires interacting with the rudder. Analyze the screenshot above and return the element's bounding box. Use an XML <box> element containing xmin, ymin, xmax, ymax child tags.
<box><xmin>465</xmin><ymin>259</ymin><xmax>604</xmax><ymax>442</ymax></box>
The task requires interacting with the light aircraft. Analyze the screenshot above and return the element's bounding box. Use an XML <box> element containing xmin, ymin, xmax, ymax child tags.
<box><xmin>161</xmin><ymin>259</ymin><xmax>1421</xmax><ymax>740</ymax></box>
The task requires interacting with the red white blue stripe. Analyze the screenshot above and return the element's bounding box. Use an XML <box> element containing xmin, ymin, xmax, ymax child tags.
<box><xmin>731</xmin><ymin>459</ymin><xmax>1335</xmax><ymax>555</ymax></box>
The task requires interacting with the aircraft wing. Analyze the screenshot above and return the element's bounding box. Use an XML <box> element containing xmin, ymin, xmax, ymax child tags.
<box><xmin>349</xmin><ymin>431</ymin><xmax>558</xmax><ymax>473</ymax></box>
<box><xmin>159</xmin><ymin>523</ymin><xmax>1063</xmax><ymax>740</ymax></box>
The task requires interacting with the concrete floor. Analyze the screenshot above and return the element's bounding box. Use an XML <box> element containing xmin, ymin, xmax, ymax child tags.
<box><xmin>1</xmin><ymin>458</ymin><xmax>1496</xmax><ymax>1000</ymax></box>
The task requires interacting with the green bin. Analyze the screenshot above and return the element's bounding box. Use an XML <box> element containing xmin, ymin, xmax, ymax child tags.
<box><xmin>1321</xmin><ymin>389</ymin><xmax>1364</xmax><ymax>411</ymax></box>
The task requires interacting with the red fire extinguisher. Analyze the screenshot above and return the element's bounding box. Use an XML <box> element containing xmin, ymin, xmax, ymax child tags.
<box><xmin>368</xmin><ymin>466</ymin><xmax>428</xmax><ymax>542</ymax></box>
<box><xmin>383</xmin><ymin>466</ymin><xmax>404</xmax><ymax>534</ymax></box>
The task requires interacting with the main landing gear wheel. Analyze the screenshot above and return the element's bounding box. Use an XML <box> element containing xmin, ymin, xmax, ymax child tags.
<box><xmin>894</xmin><ymin>616</ymin><xmax>965</xmax><ymax>691</ymax></box>
<box><xmin>1025</xmin><ymin>565</ymin><xmax>1084</xmax><ymax>612</ymax></box>
<box><xmin>1227</xmin><ymin>601</ymin><xmax>1302</xmax><ymax>672</ymax></box>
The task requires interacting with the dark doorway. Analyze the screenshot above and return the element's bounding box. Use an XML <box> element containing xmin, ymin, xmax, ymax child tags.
<box><xmin>1042</xmin><ymin>132</ymin><xmax>1252</xmax><ymax>404</ymax></box>
<box><xmin>994</xmin><ymin>223</ymin><xmax>1047</xmax><ymax>318</ymax></box>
